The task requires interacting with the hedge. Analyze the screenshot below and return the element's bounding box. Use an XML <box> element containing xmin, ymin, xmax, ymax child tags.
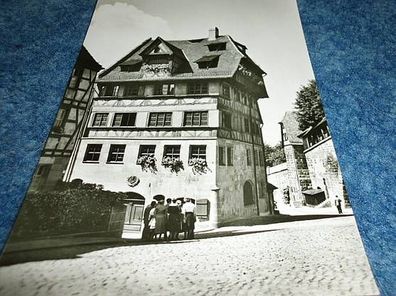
<box><xmin>10</xmin><ymin>182</ymin><xmax>127</xmax><ymax>240</ymax></box>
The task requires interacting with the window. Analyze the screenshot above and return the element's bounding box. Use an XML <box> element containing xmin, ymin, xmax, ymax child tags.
<box><xmin>107</xmin><ymin>144</ymin><xmax>126</xmax><ymax>163</ymax></box>
<box><xmin>219</xmin><ymin>146</ymin><xmax>225</xmax><ymax>166</ymax></box>
<box><xmin>54</xmin><ymin>108</ymin><xmax>67</xmax><ymax>130</ymax></box>
<box><xmin>138</xmin><ymin>145</ymin><xmax>156</xmax><ymax>158</ymax></box>
<box><xmin>196</xmin><ymin>55</ymin><xmax>220</xmax><ymax>69</ymax></box>
<box><xmin>112</xmin><ymin>113</ymin><xmax>136</xmax><ymax>127</ymax></box>
<box><xmin>227</xmin><ymin>147</ymin><xmax>233</xmax><ymax>166</ymax></box>
<box><xmin>92</xmin><ymin>113</ymin><xmax>108</xmax><ymax>127</ymax></box>
<box><xmin>243</xmin><ymin>181</ymin><xmax>255</xmax><ymax>206</ymax></box>
<box><xmin>259</xmin><ymin>150</ymin><xmax>265</xmax><ymax>166</ymax></box>
<box><xmin>163</xmin><ymin>145</ymin><xmax>181</xmax><ymax>159</ymax></box>
<box><xmin>222</xmin><ymin>112</ymin><xmax>232</xmax><ymax>129</ymax></box>
<box><xmin>222</xmin><ymin>83</ymin><xmax>230</xmax><ymax>99</ymax></box>
<box><xmin>244</xmin><ymin>118</ymin><xmax>250</xmax><ymax>133</ymax></box>
<box><xmin>123</xmin><ymin>85</ymin><xmax>141</xmax><ymax>96</ymax></box>
<box><xmin>207</xmin><ymin>42</ymin><xmax>226</xmax><ymax>51</ymax></box>
<box><xmin>189</xmin><ymin>145</ymin><xmax>206</xmax><ymax>160</ymax></box>
<box><xmin>148</xmin><ymin>112</ymin><xmax>172</xmax><ymax>127</ymax></box>
<box><xmin>100</xmin><ymin>85</ymin><xmax>119</xmax><ymax>97</ymax></box>
<box><xmin>246</xmin><ymin>148</ymin><xmax>252</xmax><ymax>166</ymax></box>
<box><xmin>235</xmin><ymin>90</ymin><xmax>241</xmax><ymax>102</ymax></box>
<box><xmin>69</xmin><ymin>67</ymin><xmax>83</xmax><ymax>89</ymax></box>
<box><xmin>83</xmin><ymin>144</ymin><xmax>102</xmax><ymax>162</ymax></box>
<box><xmin>154</xmin><ymin>84</ymin><xmax>175</xmax><ymax>95</ymax></box>
<box><xmin>187</xmin><ymin>83</ymin><xmax>208</xmax><ymax>94</ymax></box>
<box><xmin>120</xmin><ymin>64</ymin><xmax>141</xmax><ymax>72</ymax></box>
<box><xmin>254</xmin><ymin>150</ymin><xmax>259</xmax><ymax>166</ymax></box>
<box><xmin>196</xmin><ymin>199</ymin><xmax>210</xmax><ymax>221</ymax></box>
<box><xmin>184</xmin><ymin>111</ymin><xmax>208</xmax><ymax>126</ymax></box>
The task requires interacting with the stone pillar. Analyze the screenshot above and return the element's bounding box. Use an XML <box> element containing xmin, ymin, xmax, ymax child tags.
<box><xmin>210</xmin><ymin>186</ymin><xmax>220</xmax><ymax>228</ymax></box>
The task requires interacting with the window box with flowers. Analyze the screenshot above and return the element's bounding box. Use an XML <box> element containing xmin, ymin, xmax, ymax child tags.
<box><xmin>189</xmin><ymin>145</ymin><xmax>209</xmax><ymax>174</ymax></box>
<box><xmin>162</xmin><ymin>145</ymin><xmax>183</xmax><ymax>173</ymax></box>
<box><xmin>162</xmin><ymin>157</ymin><xmax>184</xmax><ymax>173</ymax></box>
<box><xmin>137</xmin><ymin>145</ymin><xmax>157</xmax><ymax>173</ymax></box>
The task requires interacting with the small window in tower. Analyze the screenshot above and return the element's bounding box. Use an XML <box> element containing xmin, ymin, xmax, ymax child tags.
<box><xmin>227</xmin><ymin>147</ymin><xmax>234</xmax><ymax>166</ymax></box>
<box><xmin>219</xmin><ymin>146</ymin><xmax>225</xmax><ymax>166</ymax></box>
<box><xmin>222</xmin><ymin>112</ymin><xmax>232</xmax><ymax>129</ymax></box>
<box><xmin>246</xmin><ymin>148</ymin><xmax>252</xmax><ymax>166</ymax></box>
<box><xmin>222</xmin><ymin>83</ymin><xmax>230</xmax><ymax>99</ymax></box>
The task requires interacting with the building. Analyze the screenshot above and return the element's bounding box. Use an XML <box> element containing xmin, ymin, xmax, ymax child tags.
<box><xmin>298</xmin><ymin>117</ymin><xmax>350</xmax><ymax>207</ymax></box>
<box><xmin>65</xmin><ymin>28</ymin><xmax>271</xmax><ymax>235</ymax></box>
<box><xmin>278</xmin><ymin>112</ymin><xmax>311</xmax><ymax>206</ymax></box>
<box><xmin>269</xmin><ymin>112</ymin><xmax>350</xmax><ymax>211</ymax></box>
<box><xmin>30</xmin><ymin>47</ymin><xmax>102</xmax><ymax>192</ymax></box>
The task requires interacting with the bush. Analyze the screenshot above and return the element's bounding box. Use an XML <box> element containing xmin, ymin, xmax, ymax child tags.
<box><xmin>11</xmin><ymin>184</ymin><xmax>127</xmax><ymax>240</ymax></box>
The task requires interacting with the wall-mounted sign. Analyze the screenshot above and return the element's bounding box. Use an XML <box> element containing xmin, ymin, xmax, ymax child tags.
<box><xmin>127</xmin><ymin>176</ymin><xmax>140</xmax><ymax>187</ymax></box>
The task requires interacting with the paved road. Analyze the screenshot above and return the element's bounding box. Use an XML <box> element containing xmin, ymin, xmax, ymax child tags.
<box><xmin>0</xmin><ymin>216</ymin><xmax>378</xmax><ymax>296</ymax></box>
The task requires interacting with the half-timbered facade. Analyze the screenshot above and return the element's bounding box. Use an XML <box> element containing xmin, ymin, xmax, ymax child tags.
<box><xmin>30</xmin><ymin>47</ymin><xmax>102</xmax><ymax>191</ymax></box>
<box><xmin>66</xmin><ymin>28</ymin><xmax>271</xmax><ymax>234</ymax></box>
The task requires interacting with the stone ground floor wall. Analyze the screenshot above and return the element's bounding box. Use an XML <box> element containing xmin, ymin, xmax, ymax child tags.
<box><xmin>304</xmin><ymin>138</ymin><xmax>344</xmax><ymax>205</ymax></box>
<box><xmin>216</xmin><ymin>139</ymin><xmax>270</xmax><ymax>223</ymax></box>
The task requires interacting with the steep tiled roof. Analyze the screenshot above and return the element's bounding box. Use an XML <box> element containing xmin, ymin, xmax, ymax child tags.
<box><xmin>281</xmin><ymin>111</ymin><xmax>303</xmax><ymax>145</ymax></box>
<box><xmin>78</xmin><ymin>46</ymin><xmax>103</xmax><ymax>72</ymax></box>
<box><xmin>98</xmin><ymin>35</ymin><xmax>265</xmax><ymax>82</ymax></box>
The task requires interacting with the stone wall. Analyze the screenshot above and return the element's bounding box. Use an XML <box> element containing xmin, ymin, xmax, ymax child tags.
<box><xmin>267</xmin><ymin>163</ymin><xmax>289</xmax><ymax>206</ymax></box>
<box><xmin>304</xmin><ymin>137</ymin><xmax>344</xmax><ymax>205</ymax></box>
<box><xmin>216</xmin><ymin>139</ymin><xmax>269</xmax><ymax>223</ymax></box>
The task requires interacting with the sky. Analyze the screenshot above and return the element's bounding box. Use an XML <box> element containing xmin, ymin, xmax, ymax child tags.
<box><xmin>83</xmin><ymin>0</ymin><xmax>315</xmax><ymax>145</ymax></box>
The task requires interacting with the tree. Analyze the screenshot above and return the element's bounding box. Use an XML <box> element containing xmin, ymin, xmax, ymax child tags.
<box><xmin>264</xmin><ymin>143</ymin><xmax>286</xmax><ymax>167</ymax></box>
<box><xmin>294</xmin><ymin>80</ymin><xmax>325</xmax><ymax>131</ymax></box>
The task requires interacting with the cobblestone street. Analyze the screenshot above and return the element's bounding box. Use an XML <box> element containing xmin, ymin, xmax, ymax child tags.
<box><xmin>0</xmin><ymin>216</ymin><xmax>378</xmax><ymax>296</ymax></box>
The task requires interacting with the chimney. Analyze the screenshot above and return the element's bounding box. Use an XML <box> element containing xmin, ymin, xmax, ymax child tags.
<box><xmin>208</xmin><ymin>27</ymin><xmax>219</xmax><ymax>41</ymax></box>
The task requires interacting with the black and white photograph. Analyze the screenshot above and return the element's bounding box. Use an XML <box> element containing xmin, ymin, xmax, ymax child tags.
<box><xmin>0</xmin><ymin>0</ymin><xmax>380</xmax><ymax>295</ymax></box>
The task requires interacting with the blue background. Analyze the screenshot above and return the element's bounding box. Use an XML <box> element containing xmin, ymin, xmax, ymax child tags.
<box><xmin>0</xmin><ymin>0</ymin><xmax>394</xmax><ymax>295</ymax></box>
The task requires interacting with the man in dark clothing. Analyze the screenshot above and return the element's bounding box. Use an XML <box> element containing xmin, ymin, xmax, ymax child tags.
<box><xmin>142</xmin><ymin>200</ymin><xmax>157</xmax><ymax>240</ymax></box>
<box><xmin>335</xmin><ymin>196</ymin><xmax>343</xmax><ymax>214</ymax></box>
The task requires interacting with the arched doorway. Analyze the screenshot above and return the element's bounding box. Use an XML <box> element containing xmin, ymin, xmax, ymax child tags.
<box><xmin>243</xmin><ymin>181</ymin><xmax>255</xmax><ymax>206</ymax></box>
<box><xmin>122</xmin><ymin>192</ymin><xmax>146</xmax><ymax>239</ymax></box>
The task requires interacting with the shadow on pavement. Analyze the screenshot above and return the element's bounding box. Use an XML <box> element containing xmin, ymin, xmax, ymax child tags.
<box><xmin>0</xmin><ymin>229</ymin><xmax>280</xmax><ymax>267</ymax></box>
<box><xmin>1</xmin><ymin>215</ymin><xmax>352</xmax><ymax>266</ymax></box>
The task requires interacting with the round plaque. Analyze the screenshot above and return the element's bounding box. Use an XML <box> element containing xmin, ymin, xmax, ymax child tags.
<box><xmin>127</xmin><ymin>176</ymin><xmax>140</xmax><ymax>187</ymax></box>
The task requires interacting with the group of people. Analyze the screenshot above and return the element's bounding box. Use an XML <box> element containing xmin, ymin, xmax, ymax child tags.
<box><xmin>142</xmin><ymin>195</ymin><xmax>197</xmax><ymax>241</ymax></box>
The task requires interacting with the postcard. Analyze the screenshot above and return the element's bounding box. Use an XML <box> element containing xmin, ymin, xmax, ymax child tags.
<box><xmin>0</xmin><ymin>0</ymin><xmax>379</xmax><ymax>295</ymax></box>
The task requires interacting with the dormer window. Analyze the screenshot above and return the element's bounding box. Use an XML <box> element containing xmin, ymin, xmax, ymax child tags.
<box><xmin>207</xmin><ymin>42</ymin><xmax>226</xmax><ymax>51</ymax></box>
<box><xmin>119</xmin><ymin>60</ymin><xmax>142</xmax><ymax>72</ymax></box>
<box><xmin>195</xmin><ymin>55</ymin><xmax>220</xmax><ymax>69</ymax></box>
